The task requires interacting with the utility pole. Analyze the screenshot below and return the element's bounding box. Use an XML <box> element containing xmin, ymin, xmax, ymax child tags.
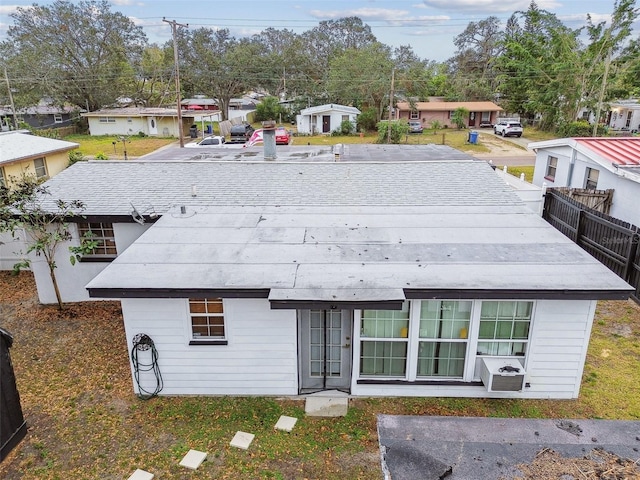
<box><xmin>593</xmin><ymin>50</ymin><xmax>611</xmax><ymax>137</ymax></box>
<box><xmin>4</xmin><ymin>67</ymin><xmax>18</xmax><ymax>130</ymax></box>
<box><xmin>163</xmin><ymin>17</ymin><xmax>188</xmax><ymax>147</ymax></box>
<box><xmin>387</xmin><ymin>68</ymin><xmax>395</xmax><ymax>144</ymax></box>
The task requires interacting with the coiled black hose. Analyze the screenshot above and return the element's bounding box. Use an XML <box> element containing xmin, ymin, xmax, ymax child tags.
<box><xmin>130</xmin><ymin>333</ymin><xmax>163</xmax><ymax>400</ymax></box>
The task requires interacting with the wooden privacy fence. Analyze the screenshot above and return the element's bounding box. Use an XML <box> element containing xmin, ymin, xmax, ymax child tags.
<box><xmin>553</xmin><ymin>187</ymin><xmax>613</xmax><ymax>215</ymax></box>
<box><xmin>543</xmin><ymin>188</ymin><xmax>640</xmax><ymax>304</ymax></box>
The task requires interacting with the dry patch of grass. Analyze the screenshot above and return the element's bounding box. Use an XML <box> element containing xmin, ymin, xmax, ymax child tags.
<box><xmin>1</xmin><ymin>272</ymin><xmax>638</xmax><ymax>480</ymax></box>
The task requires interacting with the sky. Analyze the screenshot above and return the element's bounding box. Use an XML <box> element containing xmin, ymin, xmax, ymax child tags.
<box><xmin>0</xmin><ymin>0</ymin><xmax>637</xmax><ymax>62</ymax></box>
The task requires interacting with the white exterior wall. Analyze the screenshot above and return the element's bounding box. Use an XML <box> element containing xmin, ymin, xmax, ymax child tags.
<box><xmin>32</xmin><ymin>222</ymin><xmax>149</xmax><ymax>304</ymax></box>
<box><xmin>88</xmin><ymin>117</ymin><xmax>180</xmax><ymax>137</ymax></box>
<box><xmin>351</xmin><ymin>299</ymin><xmax>596</xmax><ymax>399</ymax></box>
<box><xmin>122</xmin><ymin>298</ymin><xmax>298</xmax><ymax>396</ymax></box>
<box><xmin>0</xmin><ymin>230</ymin><xmax>28</xmax><ymax>270</ymax></box>
<box><xmin>609</xmin><ymin>105</ymin><xmax>640</xmax><ymax>132</ymax></box>
<box><xmin>533</xmin><ymin>146</ymin><xmax>640</xmax><ymax>227</ymax></box>
<box><xmin>296</xmin><ymin>111</ymin><xmax>358</xmax><ymax>135</ymax></box>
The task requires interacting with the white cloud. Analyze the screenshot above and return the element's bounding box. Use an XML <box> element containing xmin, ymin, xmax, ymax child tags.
<box><xmin>421</xmin><ymin>0</ymin><xmax>561</xmax><ymax>14</ymax></box>
<box><xmin>0</xmin><ymin>5</ymin><xmax>29</xmax><ymax>15</ymax></box>
<box><xmin>309</xmin><ymin>7</ymin><xmax>450</xmax><ymax>26</ymax></box>
<box><xmin>310</xmin><ymin>8</ymin><xmax>410</xmax><ymax>21</ymax></box>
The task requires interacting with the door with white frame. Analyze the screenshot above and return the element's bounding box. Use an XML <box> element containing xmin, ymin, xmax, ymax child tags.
<box><xmin>298</xmin><ymin>309</ymin><xmax>352</xmax><ymax>393</ymax></box>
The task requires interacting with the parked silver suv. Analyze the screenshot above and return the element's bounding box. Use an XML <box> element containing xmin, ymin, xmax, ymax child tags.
<box><xmin>493</xmin><ymin>121</ymin><xmax>523</xmax><ymax>138</ymax></box>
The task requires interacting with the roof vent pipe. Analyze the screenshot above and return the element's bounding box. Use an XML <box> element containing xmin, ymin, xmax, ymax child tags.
<box><xmin>262</xmin><ymin>120</ymin><xmax>277</xmax><ymax>161</ymax></box>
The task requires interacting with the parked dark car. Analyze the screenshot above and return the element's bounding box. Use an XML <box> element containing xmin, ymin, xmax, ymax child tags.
<box><xmin>229</xmin><ymin>123</ymin><xmax>255</xmax><ymax>143</ymax></box>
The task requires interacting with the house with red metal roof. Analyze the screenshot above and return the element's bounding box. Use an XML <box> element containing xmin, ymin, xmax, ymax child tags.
<box><xmin>529</xmin><ymin>137</ymin><xmax>640</xmax><ymax>227</ymax></box>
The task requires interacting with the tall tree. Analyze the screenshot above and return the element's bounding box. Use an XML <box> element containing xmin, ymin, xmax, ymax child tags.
<box><xmin>327</xmin><ymin>42</ymin><xmax>394</xmax><ymax>121</ymax></box>
<box><xmin>448</xmin><ymin>16</ymin><xmax>503</xmax><ymax>100</ymax></box>
<box><xmin>1</xmin><ymin>0</ymin><xmax>147</xmax><ymax>111</ymax></box>
<box><xmin>178</xmin><ymin>28</ymin><xmax>260</xmax><ymax>121</ymax></box>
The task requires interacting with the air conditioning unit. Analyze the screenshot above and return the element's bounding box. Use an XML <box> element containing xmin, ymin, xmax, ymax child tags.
<box><xmin>480</xmin><ymin>358</ymin><xmax>526</xmax><ymax>392</ymax></box>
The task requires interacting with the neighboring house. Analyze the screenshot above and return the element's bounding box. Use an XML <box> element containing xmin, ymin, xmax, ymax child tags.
<box><xmin>181</xmin><ymin>96</ymin><xmax>220</xmax><ymax>112</ymax></box>
<box><xmin>0</xmin><ymin>130</ymin><xmax>79</xmax><ymax>270</ymax></box>
<box><xmin>227</xmin><ymin>97</ymin><xmax>259</xmax><ymax>122</ymax></box>
<box><xmin>82</xmin><ymin>108</ymin><xmax>197</xmax><ymax>137</ymax></box>
<box><xmin>0</xmin><ymin>130</ymin><xmax>78</xmax><ymax>188</ymax></box>
<box><xmin>395</xmin><ymin>101</ymin><xmax>502</xmax><ymax>129</ymax></box>
<box><xmin>0</xmin><ymin>101</ymin><xmax>82</xmax><ymax>131</ymax></box>
<box><xmin>607</xmin><ymin>99</ymin><xmax>640</xmax><ymax>133</ymax></box>
<box><xmin>530</xmin><ymin>137</ymin><xmax>640</xmax><ymax>227</ymax></box>
<box><xmin>297</xmin><ymin>104</ymin><xmax>361</xmax><ymax>135</ymax></box>
<box><xmin>32</xmin><ymin>155</ymin><xmax>631</xmax><ymax>399</ymax></box>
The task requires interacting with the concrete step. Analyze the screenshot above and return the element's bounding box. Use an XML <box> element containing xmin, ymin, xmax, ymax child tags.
<box><xmin>304</xmin><ymin>390</ymin><xmax>349</xmax><ymax>417</ymax></box>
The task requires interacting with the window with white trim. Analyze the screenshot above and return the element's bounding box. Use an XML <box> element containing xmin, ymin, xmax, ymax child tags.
<box><xmin>545</xmin><ymin>156</ymin><xmax>557</xmax><ymax>181</ymax></box>
<box><xmin>54</xmin><ymin>113</ymin><xmax>63</xmax><ymax>123</ymax></box>
<box><xmin>417</xmin><ymin>300</ymin><xmax>471</xmax><ymax>378</ymax></box>
<box><xmin>33</xmin><ymin>158</ymin><xmax>47</xmax><ymax>179</ymax></box>
<box><xmin>190</xmin><ymin>298</ymin><xmax>225</xmax><ymax>340</ymax></box>
<box><xmin>477</xmin><ymin>301</ymin><xmax>532</xmax><ymax>357</ymax></box>
<box><xmin>99</xmin><ymin>116</ymin><xmax>116</xmax><ymax>123</ymax></box>
<box><xmin>410</xmin><ymin>110</ymin><xmax>419</xmax><ymax>120</ymax></box>
<box><xmin>360</xmin><ymin>302</ymin><xmax>409</xmax><ymax>377</ymax></box>
<box><xmin>77</xmin><ymin>222</ymin><xmax>117</xmax><ymax>258</ymax></box>
<box><xmin>584</xmin><ymin>167</ymin><xmax>599</xmax><ymax>190</ymax></box>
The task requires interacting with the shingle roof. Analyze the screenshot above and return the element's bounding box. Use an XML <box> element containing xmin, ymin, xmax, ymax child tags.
<box><xmin>396</xmin><ymin>101</ymin><xmax>502</xmax><ymax>112</ymax></box>
<box><xmin>41</xmin><ymin>159</ymin><xmax>522</xmax><ymax>216</ymax></box>
<box><xmin>0</xmin><ymin>132</ymin><xmax>78</xmax><ymax>165</ymax></box>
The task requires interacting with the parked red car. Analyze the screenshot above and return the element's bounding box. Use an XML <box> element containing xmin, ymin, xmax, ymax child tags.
<box><xmin>275</xmin><ymin>127</ymin><xmax>292</xmax><ymax>145</ymax></box>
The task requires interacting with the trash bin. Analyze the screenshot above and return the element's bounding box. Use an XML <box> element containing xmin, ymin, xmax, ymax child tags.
<box><xmin>206</xmin><ymin>124</ymin><xmax>212</xmax><ymax>134</ymax></box>
<box><xmin>189</xmin><ymin>125</ymin><xmax>198</xmax><ymax>138</ymax></box>
<box><xmin>468</xmin><ymin>130</ymin><xmax>479</xmax><ymax>144</ymax></box>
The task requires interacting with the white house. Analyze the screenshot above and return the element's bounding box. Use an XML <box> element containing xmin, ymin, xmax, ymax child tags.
<box><xmin>297</xmin><ymin>104</ymin><xmax>360</xmax><ymax>135</ymax></box>
<box><xmin>608</xmin><ymin>99</ymin><xmax>640</xmax><ymax>133</ymax></box>
<box><xmin>530</xmin><ymin>137</ymin><xmax>640</xmax><ymax>227</ymax></box>
<box><xmin>82</xmin><ymin>107</ymin><xmax>197</xmax><ymax>137</ymax></box>
<box><xmin>33</xmin><ymin>155</ymin><xmax>631</xmax><ymax>400</ymax></box>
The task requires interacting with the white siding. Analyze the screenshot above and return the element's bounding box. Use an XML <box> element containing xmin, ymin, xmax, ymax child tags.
<box><xmin>32</xmin><ymin>222</ymin><xmax>149</xmax><ymax>304</ymax></box>
<box><xmin>352</xmin><ymin>299</ymin><xmax>596</xmax><ymax>399</ymax></box>
<box><xmin>122</xmin><ymin>298</ymin><xmax>298</xmax><ymax>396</ymax></box>
<box><xmin>532</xmin><ymin>146</ymin><xmax>640</xmax><ymax>227</ymax></box>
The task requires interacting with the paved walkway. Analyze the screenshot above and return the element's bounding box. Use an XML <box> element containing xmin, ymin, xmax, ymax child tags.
<box><xmin>378</xmin><ymin>415</ymin><xmax>640</xmax><ymax>480</ymax></box>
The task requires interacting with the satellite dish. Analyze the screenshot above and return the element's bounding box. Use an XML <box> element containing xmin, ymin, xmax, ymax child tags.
<box><xmin>130</xmin><ymin>203</ymin><xmax>145</xmax><ymax>225</ymax></box>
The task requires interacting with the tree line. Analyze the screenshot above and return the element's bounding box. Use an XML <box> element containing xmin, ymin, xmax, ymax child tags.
<box><xmin>0</xmin><ymin>0</ymin><xmax>638</xmax><ymax>131</ymax></box>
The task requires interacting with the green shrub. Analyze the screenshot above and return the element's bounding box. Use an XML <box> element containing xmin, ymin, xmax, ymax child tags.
<box><xmin>557</xmin><ymin>120</ymin><xmax>606</xmax><ymax>137</ymax></box>
<box><xmin>68</xmin><ymin>150</ymin><xmax>86</xmax><ymax>166</ymax></box>
<box><xmin>94</xmin><ymin>152</ymin><xmax>108</xmax><ymax>160</ymax></box>
<box><xmin>356</xmin><ymin>107</ymin><xmax>377</xmax><ymax>133</ymax></box>
<box><xmin>376</xmin><ymin>120</ymin><xmax>409</xmax><ymax>144</ymax></box>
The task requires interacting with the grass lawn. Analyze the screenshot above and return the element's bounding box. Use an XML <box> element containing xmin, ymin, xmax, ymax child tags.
<box><xmin>497</xmin><ymin>165</ymin><xmax>535</xmax><ymax>183</ymax></box>
<box><xmin>63</xmin><ymin>134</ymin><xmax>177</xmax><ymax>159</ymax></box>
<box><xmin>0</xmin><ymin>272</ymin><xmax>638</xmax><ymax>480</ymax></box>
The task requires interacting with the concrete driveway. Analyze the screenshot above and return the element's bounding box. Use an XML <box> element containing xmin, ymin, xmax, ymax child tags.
<box><xmin>378</xmin><ymin>415</ymin><xmax>640</xmax><ymax>480</ymax></box>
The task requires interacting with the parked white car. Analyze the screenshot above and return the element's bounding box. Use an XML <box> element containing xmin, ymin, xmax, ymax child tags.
<box><xmin>185</xmin><ymin>136</ymin><xmax>226</xmax><ymax>147</ymax></box>
<box><xmin>493</xmin><ymin>121</ymin><xmax>523</xmax><ymax>138</ymax></box>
